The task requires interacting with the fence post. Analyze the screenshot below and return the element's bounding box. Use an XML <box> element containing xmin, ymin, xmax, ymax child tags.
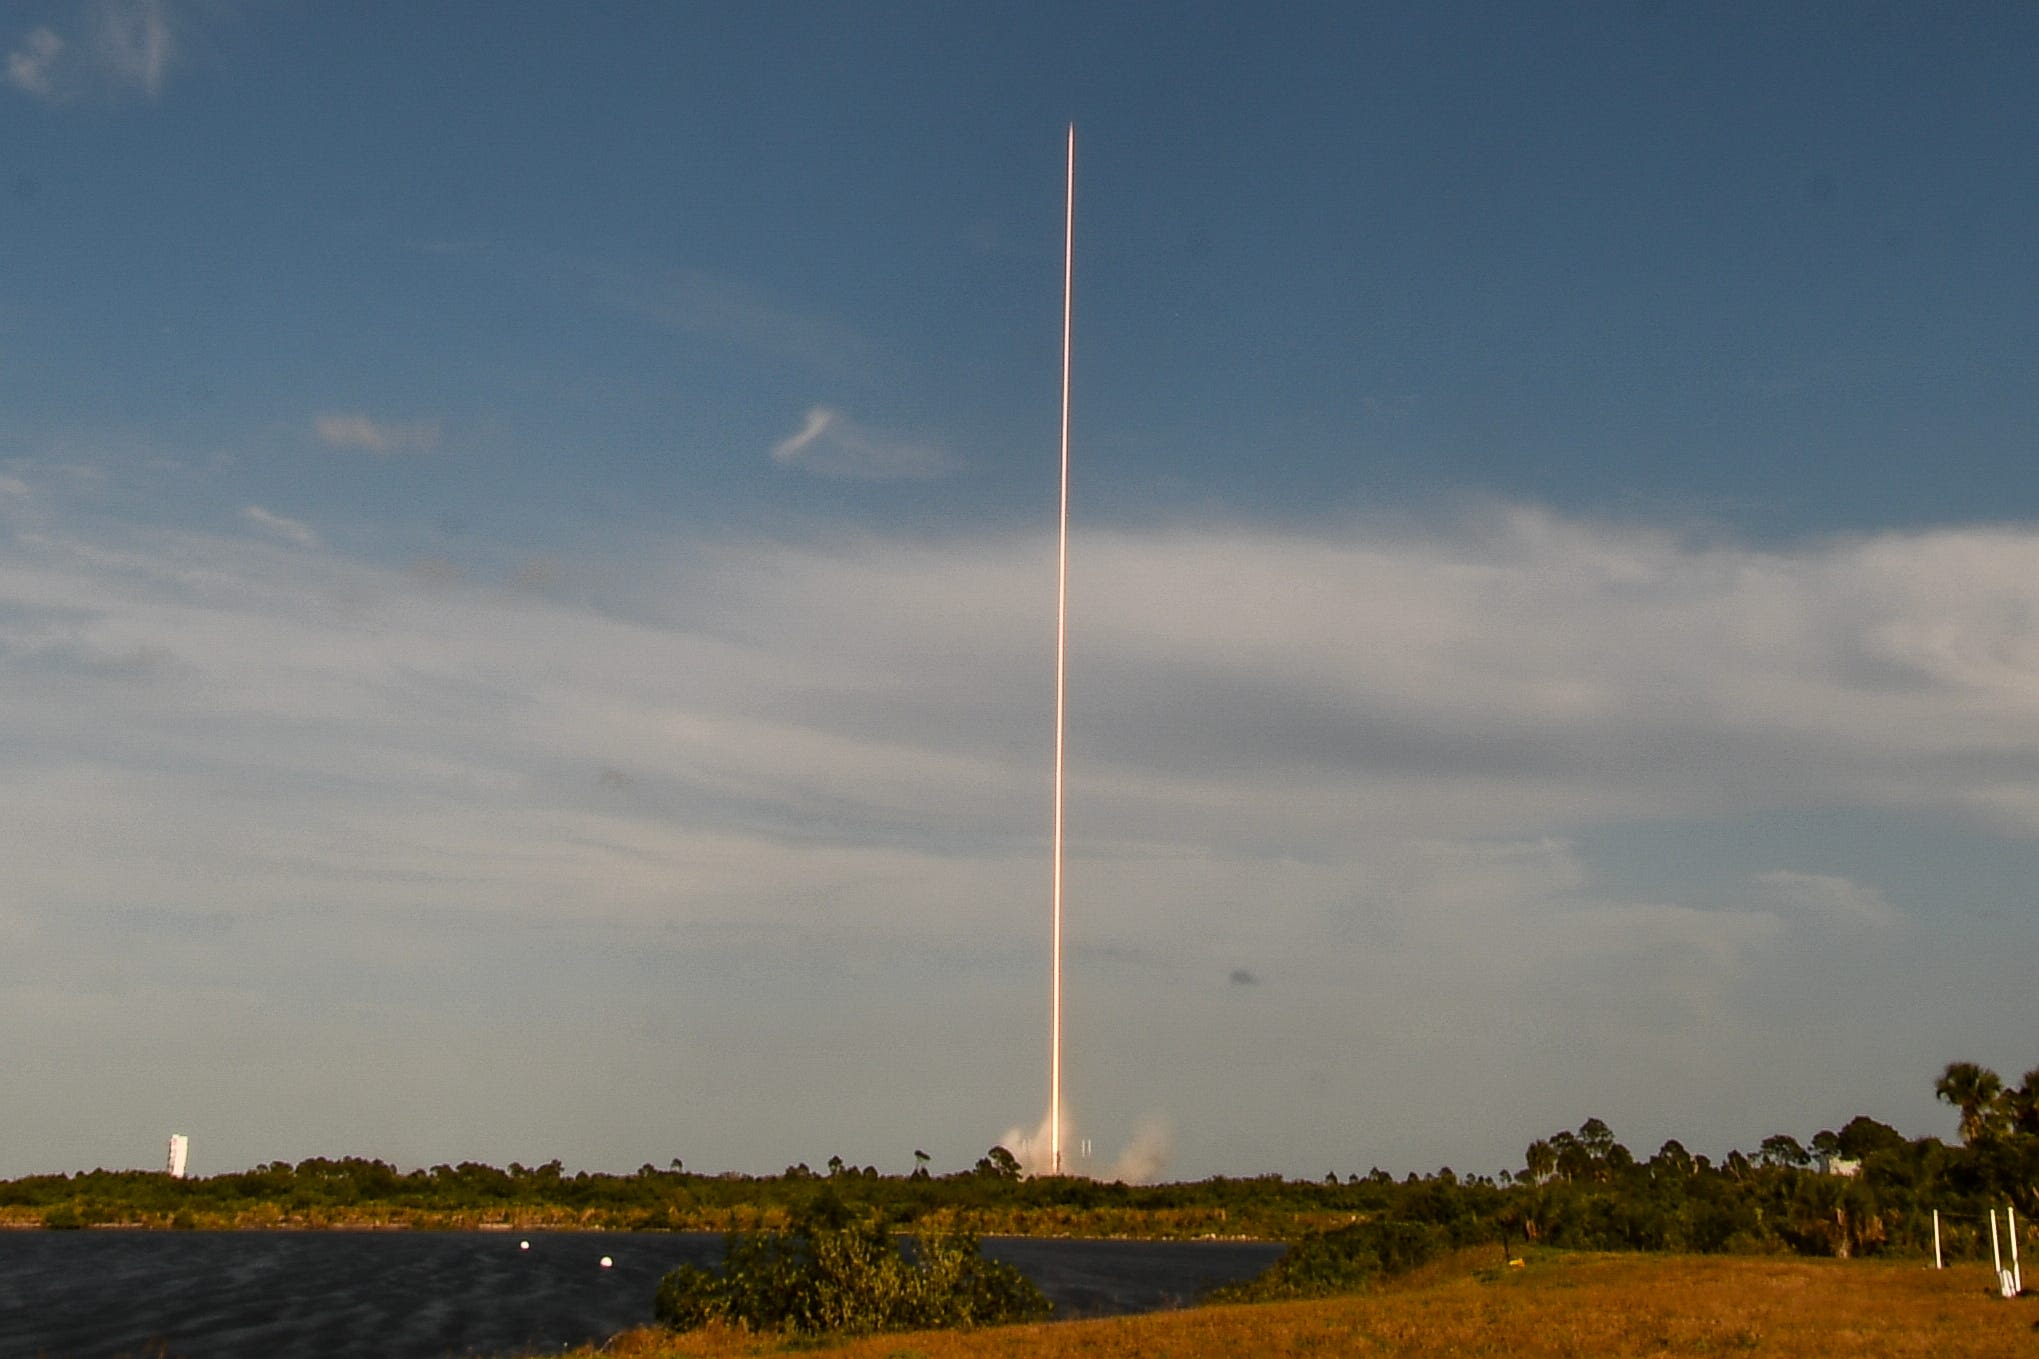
<box><xmin>1933</xmin><ymin>1208</ymin><xmax>1942</xmax><ymax>1270</ymax></box>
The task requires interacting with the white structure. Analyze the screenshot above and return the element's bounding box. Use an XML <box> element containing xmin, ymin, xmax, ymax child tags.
<box><xmin>166</xmin><ymin>1133</ymin><xmax>189</xmax><ymax>1179</ymax></box>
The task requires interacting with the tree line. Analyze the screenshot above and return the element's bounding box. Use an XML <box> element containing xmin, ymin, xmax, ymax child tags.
<box><xmin>7</xmin><ymin>1060</ymin><xmax>2035</xmax><ymax>1264</ymax></box>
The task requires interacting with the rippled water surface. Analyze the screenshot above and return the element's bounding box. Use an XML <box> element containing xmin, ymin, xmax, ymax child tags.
<box><xmin>0</xmin><ymin>1231</ymin><xmax>1284</xmax><ymax>1358</ymax></box>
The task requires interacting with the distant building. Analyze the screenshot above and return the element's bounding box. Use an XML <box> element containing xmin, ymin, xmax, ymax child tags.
<box><xmin>1817</xmin><ymin>1155</ymin><xmax>1860</xmax><ymax>1178</ymax></box>
<box><xmin>166</xmin><ymin>1134</ymin><xmax>189</xmax><ymax>1179</ymax></box>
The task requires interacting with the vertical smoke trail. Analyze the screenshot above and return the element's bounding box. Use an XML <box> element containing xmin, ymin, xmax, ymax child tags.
<box><xmin>1050</xmin><ymin>123</ymin><xmax>1075</xmax><ymax>1178</ymax></box>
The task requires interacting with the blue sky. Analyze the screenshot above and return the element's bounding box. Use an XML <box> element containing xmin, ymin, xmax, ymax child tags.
<box><xmin>4</xmin><ymin>1</ymin><xmax>2039</xmax><ymax>1182</ymax></box>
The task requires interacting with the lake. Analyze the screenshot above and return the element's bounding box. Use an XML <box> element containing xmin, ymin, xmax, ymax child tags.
<box><xmin>0</xmin><ymin>1230</ymin><xmax>1286</xmax><ymax>1358</ymax></box>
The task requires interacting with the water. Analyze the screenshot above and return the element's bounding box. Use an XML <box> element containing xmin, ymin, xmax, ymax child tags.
<box><xmin>0</xmin><ymin>1231</ymin><xmax>1284</xmax><ymax>1359</ymax></box>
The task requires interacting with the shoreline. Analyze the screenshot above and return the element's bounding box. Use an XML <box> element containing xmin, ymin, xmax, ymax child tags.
<box><xmin>0</xmin><ymin>1219</ymin><xmax>1281</xmax><ymax>1243</ymax></box>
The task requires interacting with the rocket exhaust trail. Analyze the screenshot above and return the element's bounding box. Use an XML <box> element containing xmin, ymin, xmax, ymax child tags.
<box><xmin>1051</xmin><ymin>124</ymin><xmax>1074</xmax><ymax>1178</ymax></box>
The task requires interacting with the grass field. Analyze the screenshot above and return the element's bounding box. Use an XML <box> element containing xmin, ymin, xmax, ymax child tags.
<box><xmin>577</xmin><ymin>1250</ymin><xmax>2038</xmax><ymax>1358</ymax></box>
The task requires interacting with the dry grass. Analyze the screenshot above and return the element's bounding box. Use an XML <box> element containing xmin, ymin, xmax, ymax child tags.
<box><xmin>578</xmin><ymin>1251</ymin><xmax>2039</xmax><ymax>1359</ymax></box>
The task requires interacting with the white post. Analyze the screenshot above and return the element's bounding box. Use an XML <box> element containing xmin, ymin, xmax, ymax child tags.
<box><xmin>1933</xmin><ymin>1209</ymin><xmax>1942</xmax><ymax>1269</ymax></box>
<box><xmin>2011</xmin><ymin>1206</ymin><xmax>2022</xmax><ymax>1294</ymax></box>
<box><xmin>1991</xmin><ymin>1209</ymin><xmax>2003</xmax><ymax>1279</ymax></box>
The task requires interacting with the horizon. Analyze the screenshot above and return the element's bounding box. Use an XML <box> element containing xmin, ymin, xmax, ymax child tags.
<box><xmin>3</xmin><ymin>1107</ymin><xmax>1958</xmax><ymax>1187</ymax></box>
<box><xmin>4</xmin><ymin>2</ymin><xmax>2038</xmax><ymax>1182</ymax></box>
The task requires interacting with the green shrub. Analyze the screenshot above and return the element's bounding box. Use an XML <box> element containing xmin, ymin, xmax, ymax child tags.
<box><xmin>1209</xmin><ymin>1218</ymin><xmax>1451</xmax><ymax>1302</ymax></box>
<box><xmin>654</xmin><ymin>1191</ymin><xmax>1050</xmax><ymax>1336</ymax></box>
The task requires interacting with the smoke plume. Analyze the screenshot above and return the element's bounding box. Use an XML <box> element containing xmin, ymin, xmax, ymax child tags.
<box><xmin>996</xmin><ymin>1110</ymin><xmax>1174</xmax><ymax>1184</ymax></box>
<box><xmin>1105</xmin><ymin>1116</ymin><xmax>1174</xmax><ymax>1185</ymax></box>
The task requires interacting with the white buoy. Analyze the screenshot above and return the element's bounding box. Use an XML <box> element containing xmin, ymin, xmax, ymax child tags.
<box><xmin>599</xmin><ymin>1255</ymin><xmax>613</xmax><ymax>1269</ymax></box>
<box><xmin>519</xmin><ymin>1240</ymin><xmax>530</xmax><ymax>1251</ymax></box>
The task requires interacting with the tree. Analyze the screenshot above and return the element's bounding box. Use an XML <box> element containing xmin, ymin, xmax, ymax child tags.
<box><xmin>1551</xmin><ymin>1131</ymin><xmax>1594</xmax><ymax>1183</ymax></box>
<box><xmin>1523</xmin><ymin>1140</ymin><xmax>1555</xmax><ymax>1184</ymax></box>
<box><xmin>1934</xmin><ymin>1061</ymin><xmax>2006</xmax><ymax>1144</ymax></box>
<box><xmin>1578</xmin><ymin>1118</ymin><xmax>1616</xmax><ymax>1157</ymax></box>
<box><xmin>1650</xmin><ymin>1140</ymin><xmax>1694</xmax><ymax>1177</ymax></box>
<box><xmin>1758</xmin><ymin>1134</ymin><xmax>1809</xmax><ymax>1169</ymax></box>
<box><xmin>974</xmin><ymin>1146</ymin><xmax>1022</xmax><ymax>1180</ymax></box>
<box><xmin>2004</xmin><ymin>1069</ymin><xmax>2039</xmax><ymax>1137</ymax></box>
<box><xmin>1833</xmin><ymin>1116</ymin><xmax>1907</xmax><ymax>1161</ymax></box>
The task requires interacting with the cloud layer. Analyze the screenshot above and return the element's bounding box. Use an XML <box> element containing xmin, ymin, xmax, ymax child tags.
<box><xmin>1</xmin><ymin>502</ymin><xmax>2034</xmax><ymax>1177</ymax></box>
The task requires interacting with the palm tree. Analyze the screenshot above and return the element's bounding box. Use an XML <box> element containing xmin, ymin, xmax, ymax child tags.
<box><xmin>2004</xmin><ymin>1069</ymin><xmax>2039</xmax><ymax>1137</ymax></box>
<box><xmin>1934</xmin><ymin>1060</ymin><xmax>2006</xmax><ymax>1144</ymax></box>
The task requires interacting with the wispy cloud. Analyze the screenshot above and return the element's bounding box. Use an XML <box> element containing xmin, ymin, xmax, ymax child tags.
<box><xmin>5</xmin><ymin>27</ymin><xmax>63</xmax><ymax>98</ymax></box>
<box><xmin>606</xmin><ymin>266</ymin><xmax>878</xmax><ymax>376</ymax></box>
<box><xmin>1748</xmin><ymin>869</ymin><xmax>1900</xmax><ymax>931</ymax></box>
<box><xmin>240</xmin><ymin>504</ymin><xmax>319</xmax><ymax>547</ymax></box>
<box><xmin>393</xmin><ymin>245</ymin><xmax>887</xmax><ymax>382</ymax></box>
<box><xmin>313</xmin><ymin>413</ymin><xmax>441</xmax><ymax>456</ymax></box>
<box><xmin>95</xmin><ymin>0</ymin><xmax>173</xmax><ymax>98</ymax></box>
<box><xmin>6</xmin><ymin>1</ymin><xmax>177</xmax><ymax>102</ymax></box>
<box><xmin>770</xmin><ymin>406</ymin><xmax>954</xmax><ymax>481</ymax></box>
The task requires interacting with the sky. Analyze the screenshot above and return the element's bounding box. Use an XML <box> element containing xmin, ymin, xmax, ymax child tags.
<box><xmin>4</xmin><ymin>1</ymin><xmax>2039</xmax><ymax>1183</ymax></box>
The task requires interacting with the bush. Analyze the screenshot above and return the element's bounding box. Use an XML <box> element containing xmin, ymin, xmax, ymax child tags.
<box><xmin>1209</xmin><ymin>1218</ymin><xmax>1452</xmax><ymax>1302</ymax></box>
<box><xmin>654</xmin><ymin>1192</ymin><xmax>1050</xmax><ymax>1336</ymax></box>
